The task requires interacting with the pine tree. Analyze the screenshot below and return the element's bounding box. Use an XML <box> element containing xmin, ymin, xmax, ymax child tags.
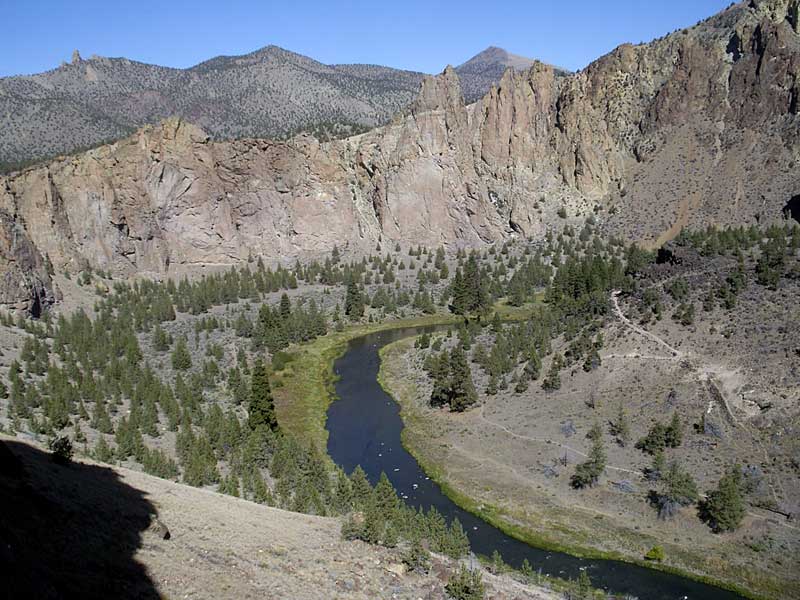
<box><xmin>449</xmin><ymin>347</ymin><xmax>477</xmax><ymax>412</ymax></box>
<box><xmin>350</xmin><ymin>465</ymin><xmax>373</xmax><ymax>509</ymax></box>
<box><xmin>571</xmin><ymin>431</ymin><xmax>606</xmax><ymax>489</ymax></box>
<box><xmin>402</xmin><ymin>538</ymin><xmax>431</xmax><ymax>573</ymax></box>
<box><xmin>444</xmin><ymin>517</ymin><xmax>470</xmax><ymax>558</ymax></box>
<box><xmin>702</xmin><ymin>464</ymin><xmax>745</xmax><ymax>532</ymax></box>
<box><xmin>279</xmin><ymin>293</ymin><xmax>292</xmax><ymax>320</ymax></box>
<box><xmin>451</xmin><ymin>269</ymin><xmax>468</xmax><ymax>315</ymax></box>
<box><xmin>373</xmin><ymin>472</ymin><xmax>400</xmax><ymax>518</ymax></box>
<box><xmin>656</xmin><ymin>460</ymin><xmax>699</xmax><ymax>519</ymax></box>
<box><xmin>93</xmin><ymin>435</ymin><xmax>114</xmax><ymax>463</ymax></box>
<box><xmin>430</xmin><ymin>352</ymin><xmax>451</xmax><ymax>408</ymax></box>
<box><xmin>248</xmin><ymin>358</ymin><xmax>277</xmax><ymax>432</ymax></box>
<box><xmin>445</xmin><ymin>565</ymin><xmax>485</xmax><ymax>600</ymax></box>
<box><xmin>576</xmin><ymin>569</ymin><xmax>593</xmax><ymax>599</ymax></box>
<box><xmin>665</xmin><ymin>411</ymin><xmax>683</xmax><ymax>448</ymax></box>
<box><xmin>525</xmin><ymin>347</ymin><xmax>541</xmax><ymax>380</ymax></box>
<box><xmin>171</xmin><ymin>336</ymin><xmax>192</xmax><ymax>371</ymax></box>
<box><xmin>521</xmin><ymin>558</ymin><xmax>534</xmax><ymax>580</ymax></box>
<box><xmin>344</xmin><ymin>278</ymin><xmax>365</xmax><ymax>321</ymax></box>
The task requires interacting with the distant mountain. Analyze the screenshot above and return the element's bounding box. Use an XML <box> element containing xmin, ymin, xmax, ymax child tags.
<box><xmin>0</xmin><ymin>45</ymin><xmax>541</xmax><ymax>170</ymax></box>
<box><xmin>455</xmin><ymin>46</ymin><xmax>570</xmax><ymax>102</ymax></box>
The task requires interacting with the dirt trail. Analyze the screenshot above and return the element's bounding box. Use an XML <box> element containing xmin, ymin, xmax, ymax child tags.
<box><xmin>609</xmin><ymin>293</ymin><xmax>798</xmax><ymax>528</ymax></box>
<box><xmin>611</xmin><ymin>292</ymin><xmax>682</xmax><ymax>359</ymax></box>
<box><xmin>478</xmin><ymin>403</ymin><xmax>642</xmax><ymax>477</ymax></box>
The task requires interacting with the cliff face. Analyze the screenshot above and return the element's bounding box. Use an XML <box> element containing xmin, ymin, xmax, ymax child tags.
<box><xmin>0</xmin><ymin>0</ymin><xmax>798</xmax><ymax>312</ymax></box>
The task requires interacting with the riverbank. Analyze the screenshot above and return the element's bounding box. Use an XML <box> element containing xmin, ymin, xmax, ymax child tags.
<box><xmin>273</xmin><ymin>301</ymin><xmax>537</xmax><ymax>452</ymax></box>
<box><xmin>377</xmin><ymin>335</ymin><xmax>788</xmax><ymax>600</ymax></box>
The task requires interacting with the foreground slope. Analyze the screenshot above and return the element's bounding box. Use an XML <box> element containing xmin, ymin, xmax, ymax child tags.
<box><xmin>0</xmin><ymin>436</ymin><xmax>557</xmax><ymax>600</ymax></box>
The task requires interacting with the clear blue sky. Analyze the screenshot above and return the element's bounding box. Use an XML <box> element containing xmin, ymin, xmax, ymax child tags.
<box><xmin>1</xmin><ymin>0</ymin><xmax>733</xmax><ymax>77</ymax></box>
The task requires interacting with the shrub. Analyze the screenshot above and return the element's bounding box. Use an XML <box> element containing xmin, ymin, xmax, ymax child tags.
<box><xmin>49</xmin><ymin>435</ymin><xmax>73</xmax><ymax>465</ymax></box>
<box><xmin>402</xmin><ymin>539</ymin><xmax>430</xmax><ymax>574</ymax></box>
<box><xmin>645</xmin><ymin>545</ymin><xmax>665</xmax><ymax>562</ymax></box>
<box><xmin>270</xmin><ymin>351</ymin><xmax>294</xmax><ymax>371</ymax></box>
<box><xmin>445</xmin><ymin>565</ymin><xmax>485</xmax><ymax>600</ymax></box>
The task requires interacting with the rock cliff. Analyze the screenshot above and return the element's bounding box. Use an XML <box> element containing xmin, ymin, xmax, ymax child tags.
<box><xmin>0</xmin><ymin>0</ymin><xmax>798</xmax><ymax>312</ymax></box>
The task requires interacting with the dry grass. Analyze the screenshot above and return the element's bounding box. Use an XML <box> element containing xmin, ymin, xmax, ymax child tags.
<box><xmin>1</xmin><ymin>434</ymin><xmax>559</xmax><ymax>600</ymax></box>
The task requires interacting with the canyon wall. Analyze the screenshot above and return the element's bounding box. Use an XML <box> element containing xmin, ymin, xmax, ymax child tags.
<box><xmin>0</xmin><ymin>0</ymin><xmax>798</xmax><ymax>311</ymax></box>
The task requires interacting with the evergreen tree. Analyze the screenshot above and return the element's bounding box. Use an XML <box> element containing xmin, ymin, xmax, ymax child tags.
<box><xmin>350</xmin><ymin>465</ymin><xmax>373</xmax><ymax>509</ymax></box>
<box><xmin>451</xmin><ymin>269</ymin><xmax>468</xmax><ymax>315</ymax></box>
<box><xmin>571</xmin><ymin>431</ymin><xmax>606</xmax><ymax>488</ymax></box>
<box><xmin>636</xmin><ymin>422</ymin><xmax>669</xmax><ymax>454</ymax></box>
<box><xmin>344</xmin><ymin>278</ymin><xmax>365</xmax><ymax>321</ymax></box>
<box><xmin>665</xmin><ymin>411</ymin><xmax>683</xmax><ymax>448</ymax></box>
<box><xmin>524</xmin><ymin>347</ymin><xmax>541</xmax><ymax>381</ymax></box>
<box><xmin>248</xmin><ymin>358</ymin><xmax>277</xmax><ymax>431</ymax></box>
<box><xmin>402</xmin><ymin>538</ymin><xmax>431</xmax><ymax>574</ymax></box>
<box><xmin>93</xmin><ymin>435</ymin><xmax>114</xmax><ymax>463</ymax></box>
<box><xmin>152</xmin><ymin>324</ymin><xmax>172</xmax><ymax>352</ymax></box>
<box><xmin>449</xmin><ymin>347</ymin><xmax>477</xmax><ymax>412</ymax></box>
<box><xmin>655</xmin><ymin>460</ymin><xmax>699</xmax><ymax>519</ymax></box>
<box><xmin>702</xmin><ymin>464</ymin><xmax>745</xmax><ymax>532</ymax></box>
<box><xmin>171</xmin><ymin>336</ymin><xmax>192</xmax><ymax>371</ymax></box>
<box><xmin>445</xmin><ymin>565</ymin><xmax>485</xmax><ymax>600</ymax></box>
<box><xmin>279</xmin><ymin>293</ymin><xmax>292</xmax><ymax>320</ymax></box>
<box><xmin>542</xmin><ymin>354</ymin><xmax>562</xmax><ymax>391</ymax></box>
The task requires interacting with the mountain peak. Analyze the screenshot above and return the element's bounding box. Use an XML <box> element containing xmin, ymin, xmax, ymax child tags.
<box><xmin>454</xmin><ymin>46</ymin><xmax>540</xmax><ymax>102</ymax></box>
<box><xmin>457</xmin><ymin>46</ymin><xmax>536</xmax><ymax>71</ymax></box>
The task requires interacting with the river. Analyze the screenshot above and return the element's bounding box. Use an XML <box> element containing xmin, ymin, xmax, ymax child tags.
<box><xmin>326</xmin><ymin>326</ymin><xmax>744</xmax><ymax>600</ymax></box>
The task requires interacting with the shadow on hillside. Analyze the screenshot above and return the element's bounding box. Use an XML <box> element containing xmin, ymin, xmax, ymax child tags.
<box><xmin>0</xmin><ymin>439</ymin><xmax>160</xmax><ymax>599</ymax></box>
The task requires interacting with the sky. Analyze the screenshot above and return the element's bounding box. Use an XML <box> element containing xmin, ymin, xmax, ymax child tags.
<box><xmin>1</xmin><ymin>0</ymin><xmax>733</xmax><ymax>77</ymax></box>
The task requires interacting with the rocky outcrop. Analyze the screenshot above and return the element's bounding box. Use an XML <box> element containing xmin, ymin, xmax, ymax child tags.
<box><xmin>0</xmin><ymin>0</ymin><xmax>798</xmax><ymax>312</ymax></box>
<box><xmin>0</xmin><ymin>209</ymin><xmax>56</xmax><ymax>315</ymax></box>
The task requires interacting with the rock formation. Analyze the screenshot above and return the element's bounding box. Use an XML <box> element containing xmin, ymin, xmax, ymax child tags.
<box><xmin>0</xmin><ymin>0</ymin><xmax>798</xmax><ymax>313</ymax></box>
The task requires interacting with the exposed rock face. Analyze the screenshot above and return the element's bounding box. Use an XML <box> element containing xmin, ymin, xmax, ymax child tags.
<box><xmin>0</xmin><ymin>209</ymin><xmax>56</xmax><ymax>315</ymax></box>
<box><xmin>0</xmin><ymin>0</ymin><xmax>797</xmax><ymax>312</ymax></box>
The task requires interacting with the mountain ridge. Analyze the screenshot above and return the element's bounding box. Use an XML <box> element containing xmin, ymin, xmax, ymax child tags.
<box><xmin>0</xmin><ymin>44</ymin><xmax>537</xmax><ymax>170</ymax></box>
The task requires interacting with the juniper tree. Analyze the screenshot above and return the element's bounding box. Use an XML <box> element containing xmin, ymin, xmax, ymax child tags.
<box><xmin>665</xmin><ymin>411</ymin><xmax>683</xmax><ymax>448</ymax></box>
<box><xmin>571</xmin><ymin>430</ymin><xmax>606</xmax><ymax>489</ymax></box>
<box><xmin>654</xmin><ymin>460</ymin><xmax>699</xmax><ymax>519</ymax></box>
<box><xmin>542</xmin><ymin>354</ymin><xmax>562</xmax><ymax>391</ymax></box>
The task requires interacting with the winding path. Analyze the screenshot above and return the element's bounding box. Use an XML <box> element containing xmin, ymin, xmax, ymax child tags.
<box><xmin>472</xmin><ymin>292</ymin><xmax>796</xmax><ymax>531</ymax></box>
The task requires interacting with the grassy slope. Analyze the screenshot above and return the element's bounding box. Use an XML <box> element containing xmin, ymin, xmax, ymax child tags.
<box><xmin>377</xmin><ymin>336</ymin><xmax>783</xmax><ymax>600</ymax></box>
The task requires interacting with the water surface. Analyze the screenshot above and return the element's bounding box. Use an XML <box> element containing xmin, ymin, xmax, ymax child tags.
<box><xmin>326</xmin><ymin>326</ymin><xmax>744</xmax><ymax>600</ymax></box>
